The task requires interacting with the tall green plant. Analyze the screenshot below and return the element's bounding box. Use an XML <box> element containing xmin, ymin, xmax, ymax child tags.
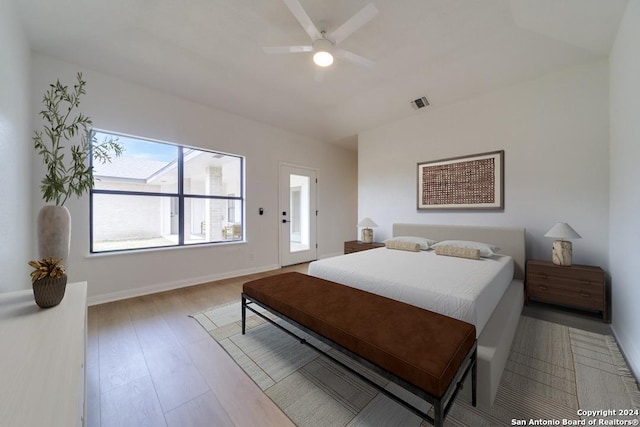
<box><xmin>33</xmin><ymin>72</ymin><xmax>123</xmax><ymax>206</ymax></box>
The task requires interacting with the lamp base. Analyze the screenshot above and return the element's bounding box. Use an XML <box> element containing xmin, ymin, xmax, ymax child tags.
<box><xmin>552</xmin><ymin>240</ymin><xmax>572</xmax><ymax>266</ymax></box>
<box><xmin>362</xmin><ymin>228</ymin><xmax>373</xmax><ymax>244</ymax></box>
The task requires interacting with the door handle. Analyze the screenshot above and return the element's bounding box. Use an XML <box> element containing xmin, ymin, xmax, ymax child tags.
<box><xmin>282</xmin><ymin>219</ymin><xmax>291</xmax><ymax>223</ymax></box>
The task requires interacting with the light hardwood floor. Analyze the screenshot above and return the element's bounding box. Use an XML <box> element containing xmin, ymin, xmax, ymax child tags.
<box><xmin>87</xmin><ymin>264</ymin><xmax>308</xmax><ymax>427</ymax></box>
<box><xmin>88</xmin><ymin>263</ymin><xmax>611</xmax><ymax>427</ymax></box>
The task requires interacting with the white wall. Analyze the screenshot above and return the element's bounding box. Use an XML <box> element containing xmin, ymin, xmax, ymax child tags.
<box><xmin>358</xmin><ymin>60</ymin><xmax>610</xmax><ymax>269</ymax></box>
<box><xmin>609</xmin><ymin>0</ymin><xmax>640</xmax><ymax>380</ymax></box>
<box><xmin>31</xmin><ymin>54</ymin><xmax>357</xmax><ymax>303</ymax></box>
<box><xmin>0</xmin><ymin>0</ymin><xmax>32</xmax><ymax>292</ymax></box>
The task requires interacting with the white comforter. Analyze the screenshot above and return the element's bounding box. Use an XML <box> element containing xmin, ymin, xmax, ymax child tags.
<box><xmin>308</xmin><ymin>248</ymin><xmax>514</xmax><ymax>336</ymax></box>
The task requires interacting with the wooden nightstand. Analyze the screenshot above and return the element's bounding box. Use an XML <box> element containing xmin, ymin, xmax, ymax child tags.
<box><xmin>344</xmin><ymin>240</ymin><xmax>385</xmax><ymax>254</ymax></box>
<box><xmin>525</xmin><ymin>260</ymin><xmax>608</xmax><ymax>322</ymax></box>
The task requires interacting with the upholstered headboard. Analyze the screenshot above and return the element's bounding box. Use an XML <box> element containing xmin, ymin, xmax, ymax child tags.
<box><xmin>393</xmin><ymin>223</ymin><xmax>526</xmax><ymax>280</ymax></box>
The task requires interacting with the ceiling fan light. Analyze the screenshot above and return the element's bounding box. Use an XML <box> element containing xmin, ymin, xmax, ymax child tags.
<box><xmin>312</xmin><ymin>37</ymin><xmax>334</xmax><ymax>67</ymax></box>
<box><xmin>313</xmin><ymin>50</ymin><xmax>333</xmax><ymax>67</ymax></box>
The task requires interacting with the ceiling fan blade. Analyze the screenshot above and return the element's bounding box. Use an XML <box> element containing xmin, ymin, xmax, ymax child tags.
<box><xmin>262</xmin><ymin>45</ymin><xmax>313</xmax><ymax>54</ymax></box>
<box><xmin>333</xmin><ymin>48</ymin><xmax>375</xmax><ymax>68</ymax></box>
<box><xmin>281</xmin><ymin>0</ymin><xmax>322</xmax><ymax>41</ymax></box>
<box><xmin>328</xmin><ymin>3</ymin><xmax>378</xmax><ymax>45</ymax></box>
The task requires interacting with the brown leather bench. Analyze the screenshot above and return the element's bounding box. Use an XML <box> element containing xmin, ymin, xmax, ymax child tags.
<box><xmin>241</xmin><ymin>272</ymin><xmax>477</xmax><ymax>426</ymax></box>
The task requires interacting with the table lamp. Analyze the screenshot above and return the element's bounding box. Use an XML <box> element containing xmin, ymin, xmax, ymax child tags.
<box><xmin>544</xmin><ymin>222</ymin><xmax>581</xmax><ymax>266</ymax></box>
<box><xmin>358</xmin><ymin>218</ymin><xmax>378</xmax><ymax>243</ymax></box>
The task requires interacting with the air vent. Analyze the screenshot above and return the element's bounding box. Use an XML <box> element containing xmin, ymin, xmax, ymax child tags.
<box><xmin>410</xmin><ymin>96</ymin><xmax>430</xmax><ymax>110</ymax></box>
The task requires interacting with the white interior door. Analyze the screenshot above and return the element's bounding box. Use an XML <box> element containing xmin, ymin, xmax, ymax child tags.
<box><xmin>279</xmin><ymin>163</ymin><xmax>318</xmax><ymax>266</ymax></box>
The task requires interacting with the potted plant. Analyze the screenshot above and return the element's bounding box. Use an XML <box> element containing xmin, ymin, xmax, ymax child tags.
<box><xmin>29</xmin><ymin>257</ymin><xmax>67</xmax><ymax>308</ymax></box>
<box><xmin>33</xmin><ymin>72</ymin><xmax>123</xmax><ymax>267</ymax></box>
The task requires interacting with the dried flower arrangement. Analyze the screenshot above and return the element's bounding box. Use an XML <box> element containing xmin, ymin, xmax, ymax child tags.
<box><xmin>28</xmin><ymin>257</ymin><xmax>66</xmax><ymax>282</ymax></box>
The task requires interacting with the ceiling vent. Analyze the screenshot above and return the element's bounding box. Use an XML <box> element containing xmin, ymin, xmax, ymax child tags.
<box><xmin>410</xmin><ymin>96</ymin><xmax>430</xmax><ymax>110</ymax></box>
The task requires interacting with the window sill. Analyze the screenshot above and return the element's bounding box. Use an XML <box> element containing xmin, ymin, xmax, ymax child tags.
<box><xmin>85</xmin><ymin>239</ymin><xmax>247</xmax><ymax>258</ymax></box>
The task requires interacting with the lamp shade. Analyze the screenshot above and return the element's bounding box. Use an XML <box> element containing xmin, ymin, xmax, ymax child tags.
<box><xmin>358</xmin><ymin>217</ymin><xmax>378</xmax><ymax>228</ymax></box>
<box><xmin>544</xmin><ymin>222</ymin><xmax>581</xmax><ymax>240</ymax></box>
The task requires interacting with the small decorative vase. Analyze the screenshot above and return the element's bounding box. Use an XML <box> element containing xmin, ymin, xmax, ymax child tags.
<box><xmin>32</xmin><ymin>274</ymin><xmax>68</xmax><ymax>308</ymax></box>
<box><xmin>37</xmin><ymin>205</ymin><xmax>71</xmax><ymax>268</ymax></box>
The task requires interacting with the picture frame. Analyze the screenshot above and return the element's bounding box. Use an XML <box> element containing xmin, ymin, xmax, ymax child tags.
<box><xmin>417</xmin><ymin>150</ymin><xmax>504</xmax><ymax>210</ymax></box>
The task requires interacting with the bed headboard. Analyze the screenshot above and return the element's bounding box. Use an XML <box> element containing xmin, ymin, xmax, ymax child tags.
<box><xmin>393</xmin><ymin>223</ymin><xmax>526</xmax><ymax>280</ymax></box>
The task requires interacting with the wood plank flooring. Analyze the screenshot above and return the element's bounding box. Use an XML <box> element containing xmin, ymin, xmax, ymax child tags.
<box><xmin>88</xmin><ymin>263</ymin><xmax>611</xmax><ymax>427</ymax></box>
<box><xmin>88</xmin><ymin>264</ymin><xmax>307</xmax><ymax>427</ymax></box>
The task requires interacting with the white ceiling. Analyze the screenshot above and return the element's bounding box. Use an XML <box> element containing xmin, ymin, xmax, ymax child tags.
<box><xmin>16</xmin><ymin>0</ymin><xmax>628</xmax><ymax>151</ymax></box>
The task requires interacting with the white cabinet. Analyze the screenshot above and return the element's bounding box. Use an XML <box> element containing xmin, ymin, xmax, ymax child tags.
<box><xmin>0</xmin><ymin>282</ymin><xmax>88</xmax><ymax>427</ymax></box>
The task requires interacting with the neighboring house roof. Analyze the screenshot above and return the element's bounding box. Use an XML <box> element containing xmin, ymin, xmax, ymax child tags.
<box><xmin>93</xmin><ymin>156</ymin><xmax>174</xmax><ymax>182</ymax></box>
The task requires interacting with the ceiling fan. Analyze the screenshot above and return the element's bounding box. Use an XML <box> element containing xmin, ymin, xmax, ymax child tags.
<box><xmin>263</xmin><ymin>0</ymin><xmax>378</xmax><ymax>68</ymax></box>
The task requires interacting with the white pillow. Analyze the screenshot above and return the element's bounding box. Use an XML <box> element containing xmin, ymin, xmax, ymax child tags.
<box><xmin>383</xmin><ymin>236</ymin><xmax>437</xmax><ymax>250</ymax></box>
<box><xmin>432</xmin><ymin>240</ymin><xmax>500</xmax><ymax>257</ymax></box>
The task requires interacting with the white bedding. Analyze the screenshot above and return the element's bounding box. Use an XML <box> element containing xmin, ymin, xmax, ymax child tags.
<box><xmin>308</xmin><ymin>247</ymin><xmax>514</xmax><ymax>336</ymax></box>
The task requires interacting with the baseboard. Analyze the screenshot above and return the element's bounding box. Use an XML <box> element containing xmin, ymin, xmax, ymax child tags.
<box><xmin>87</xmin><ymin>263</ymin><xmax>281</xmax><ymax>306</ymax></box>
<box><xmin>612</xmin><ymin>325</ymin><xmax>640</xmax><ymax>384</ymax></box>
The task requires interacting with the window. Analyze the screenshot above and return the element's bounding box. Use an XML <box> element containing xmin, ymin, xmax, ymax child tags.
<box><xmin>90</xmin><ymin>130</ymin><xmax>244</xmax><ymax>253</ymax></box>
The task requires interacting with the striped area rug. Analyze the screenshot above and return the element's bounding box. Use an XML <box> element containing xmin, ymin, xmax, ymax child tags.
<box><xmin>192</xmin><ymin>303</ymin><xmax>640</xmax><ymax>426</ymax></box>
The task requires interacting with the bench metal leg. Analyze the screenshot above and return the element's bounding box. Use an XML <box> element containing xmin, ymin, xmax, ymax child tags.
<box><xmin>472</xmin><ymin>348</ymin><xmax>477</xmax><ymax>407</ymax></box>
<box><xmin>433</xmin><ymin>401</ymin><xmax>444</xmax><ymax>427</ymax></box>
<box><xmin>241</xmin><ymin>296</ymin><xmax>247</xmax><ymax>335</ymax></box>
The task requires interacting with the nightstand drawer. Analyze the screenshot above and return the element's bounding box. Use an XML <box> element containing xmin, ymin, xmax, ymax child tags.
<box><xmin>527</xmin><ymin>274</ymin><xmax>604</xmax><ymax>297</ymax></box>
<box><xmin>527</xmin><ymin>266</ymin><xmax>604</xmax><ymax>285</ymax></box>
<box><xmin>527</xmin><ymin>278</ymin><xmax>604</xmax><ymax>311</ymax></box>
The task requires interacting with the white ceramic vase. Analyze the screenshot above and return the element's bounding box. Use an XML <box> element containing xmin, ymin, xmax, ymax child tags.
<box><xmin>37</xmin><ymin>205</ymin><xmax>71</xmax><ymax>268</ymax></box>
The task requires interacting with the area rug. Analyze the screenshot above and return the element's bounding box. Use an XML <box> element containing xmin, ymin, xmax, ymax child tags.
<box><xmin>192</xmin><ymin>303</ymin><xmax>640</xmax><ymax>426</ymax></box>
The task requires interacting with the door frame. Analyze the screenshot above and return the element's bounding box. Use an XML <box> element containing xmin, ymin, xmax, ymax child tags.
<box><xmin>279</xmin><ymin>162</ymin><xmax>318</xmax><ymax>267</ymax></box>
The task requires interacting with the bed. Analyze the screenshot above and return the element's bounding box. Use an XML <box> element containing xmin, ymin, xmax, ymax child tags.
<box><xmin>308</xmin><ymin>223</ymin><xmax>525</xmax><ymax>408</ymax></box>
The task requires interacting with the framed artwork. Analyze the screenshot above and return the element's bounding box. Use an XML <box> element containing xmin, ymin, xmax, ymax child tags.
<box><xmin>417</xmin><ymin>150</ymin><xmax>504</xmax><ymax>210</ymax></box>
